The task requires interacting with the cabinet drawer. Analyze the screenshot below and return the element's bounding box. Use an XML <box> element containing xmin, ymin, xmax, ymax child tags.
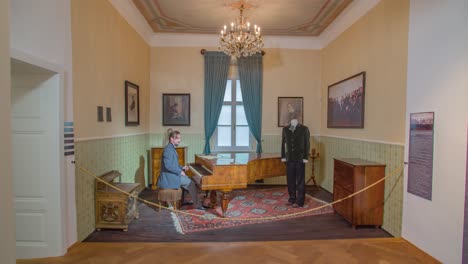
<box><xmin>334</xmin><ymin>163</ymin><xmax>354</xmax><ymax>192</ymax></box>
<box><xmin>333</xmin><ymin>183</ymin><xmax>353</xmax><ymax>223</ymax></box>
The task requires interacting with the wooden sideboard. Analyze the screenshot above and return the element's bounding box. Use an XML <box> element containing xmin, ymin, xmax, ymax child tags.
<box><xmin>333</xmin><ymin>158</ymin><xmax>386</xmax><ymax>228</ymax></box>
<box><xmin>151</xmin><ymin>146</ymin><xmax>187</xmax><ymax>190</ymax></box>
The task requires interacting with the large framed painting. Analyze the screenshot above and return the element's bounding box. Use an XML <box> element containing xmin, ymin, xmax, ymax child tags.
<box><xmin>125</xmin><ymin>80</ymin><xmax>140</xmax><ymax>126</ymax></box>
<box><xmin>278</xmin><ymin>97</ymin><xmax>303</xmax><ymax>127</ymax></box>
<box><xmin>162</xmin><ymin>93</ymin><xmax>190</xmax><ymax>126</ymax></box>
<box><xmin>327</xmin><ymin>72</ymin><xmax>366</xmax><ymax>128</ymax></box>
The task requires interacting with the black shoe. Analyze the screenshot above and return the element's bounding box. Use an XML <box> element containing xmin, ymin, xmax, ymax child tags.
<box><xmin>181</xmin><ymin>201</ymin><xmax>194</xmax><ymax>206</ymax></box>
<box><xmin>196</xmin><ymin>206</ymin><xmax>207</xmax><ymax>210</ymax></box>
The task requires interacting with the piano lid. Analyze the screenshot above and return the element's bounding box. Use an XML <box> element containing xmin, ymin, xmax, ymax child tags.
<box><xmin>196</xmin><ymin>152</ymin><xmax>282</xmax><ymax>166</ymax></box>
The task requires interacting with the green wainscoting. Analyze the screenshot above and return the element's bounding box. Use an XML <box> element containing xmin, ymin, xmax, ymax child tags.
<box><xmin>75</xmin><ymin>133</ymin><xmax>404</xmax><ymax>240</ymax></box>
<box><xmin>75</xmin><ymin>134</ymin><xmax>149</xmax><ymax>241</ymax></box>
<box><xmin>319</xmin><ymin>136</ymin><xmax>404</xmax><ymax>236</ymax></box>
<box><xmin>149</xmin><ymin>133</ymin><xmax>205</xmax><ymax>164</ymax></box>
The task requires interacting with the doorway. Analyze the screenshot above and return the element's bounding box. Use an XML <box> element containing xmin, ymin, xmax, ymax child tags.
<box><xmin>10</xmin><ymin>58</ymin><xmax>65</xmax><ymax>258</ymax></box>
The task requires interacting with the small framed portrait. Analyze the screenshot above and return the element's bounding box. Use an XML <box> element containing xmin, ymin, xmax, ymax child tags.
<box><xmin>125</xmin><ymin>80</ymin><xmax>140</xmax><ymax>126</ymax></box>
<box><xmin>97</xmin><ymin>106</ymin><xmax>104</xmax><ymax>122</ymax></box>
<box><xmin>327</xmin><ymin>72</ymin><xmax>365</xmax><ymax>128</ymax></box>
<box><xmin>106</xmin><ymin>107</ymin><xmax>112</xmax><ymax>122</ymax></box>
<box><xmin>278</xmin><ymin>97</ymin><xmax>304</xmax><ymax>127</ymax></box>
<box><xmin>162</xmin><ymin>93</ymin><xmax>190</xmax><ymax>126</ymax></box>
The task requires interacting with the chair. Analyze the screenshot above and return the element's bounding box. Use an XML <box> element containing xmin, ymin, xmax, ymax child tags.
<box><xmin>157</xmin><ymin>188</ymin><xmax>182</xmax><ymax>211</ymax></box>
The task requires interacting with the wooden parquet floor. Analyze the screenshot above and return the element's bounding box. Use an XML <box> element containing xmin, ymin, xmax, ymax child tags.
<box><xmin>17</xmin><ymin>238</ymin><xmax>439</xmax><ymax>264</ymax></box>
<box><xmin>17</xmin><ymin>186</ymin><xmax>439</xmax><ymax>263</ymax></box>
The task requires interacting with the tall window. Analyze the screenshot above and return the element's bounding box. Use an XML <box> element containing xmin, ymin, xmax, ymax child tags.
<box><xmin>214</xmin><ymin>79</ymin><xmax>251</xmax><ymax>151</ymax></box>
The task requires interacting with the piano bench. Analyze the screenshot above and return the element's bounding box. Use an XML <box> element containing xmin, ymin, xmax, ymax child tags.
<box><xmin>157</xmin><ymin>188</ymin><xmax>182</xmax><ymax>211</ymax></box>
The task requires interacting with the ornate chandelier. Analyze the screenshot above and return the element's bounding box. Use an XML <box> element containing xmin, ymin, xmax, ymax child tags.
<box><xmin>219</xmin><ymin>4</ymin><xmax>264</xmax><ymax>58</ymax></box>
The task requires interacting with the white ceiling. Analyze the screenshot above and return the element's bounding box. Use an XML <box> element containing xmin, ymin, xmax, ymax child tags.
<box><xmin>109</xmin><ymin>0</ymin><xmax>381</xmax><ymax>49</ymax></box>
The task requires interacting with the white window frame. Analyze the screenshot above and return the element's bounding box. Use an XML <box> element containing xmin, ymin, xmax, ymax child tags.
<box><xmin>212</xmin><ymin>78</ymin><xmax>254</xmax><ymax>152</ymax></box>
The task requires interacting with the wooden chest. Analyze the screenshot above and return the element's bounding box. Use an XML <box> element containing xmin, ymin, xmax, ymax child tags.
<box><xmin>333</xmin><ymin>158</ymin><xmax>386</xmax><ymax>228</ymax></box>
<box><xmin>95</xmin><ymin>171</ymin><xmax>140</xmax><ymax>231</ymax></box>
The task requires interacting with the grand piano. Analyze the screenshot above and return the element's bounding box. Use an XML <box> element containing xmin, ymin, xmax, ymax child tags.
<box><xmin>187</xmin><ymin>152</ymin><xmax>286</xmax><ymax>216</ymax></box>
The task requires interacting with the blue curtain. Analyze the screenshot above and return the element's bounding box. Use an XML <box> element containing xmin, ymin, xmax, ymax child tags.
<box><xmin>238</xmin><ymin>53</ymin><xmax>263</xmax><ymax>153</ymax></box>
<box><xmin>203</xmin><ymin>52</ymin><xmax>230</xmax><ymax>154</ymax></box>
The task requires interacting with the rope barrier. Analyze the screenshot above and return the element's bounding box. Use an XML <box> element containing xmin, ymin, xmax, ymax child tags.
<box><xmin>78</xmin><ymin>164</ymin><xmax>403</xmax><ymax>222</ymax></box>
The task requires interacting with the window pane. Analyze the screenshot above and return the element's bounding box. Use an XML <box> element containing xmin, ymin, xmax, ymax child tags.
<box><xmin>235</xmin><ymin>153</ymin><xmax>249</xmax><ymax>164</ymax></box>
<box><xmin>218</xmin><ymin>105</ymin><xmax>231</xmax><ymax>125</ymax></box>
<box><xmin>218</xmin><ymin>126</ymin><xmax>231</xmax><ymax>146</ymax></box>
<box><xmin>217</xmin><ymin>153</ymin><xmax>231</xmax><ymax>159</ymax></box>
<box><xmin>236</xmin><ymin>126</ymin><xmax>249</xmax><ymax>146</ymax></box>
<box><xmin>236</xmin><ymin>80</ymin><xmax>242</xmax><ymax>102</ymax></box>
<box><xmin>236</xmin><ymin>105</ymin><xmax>248</xmax><ymax>125</ymax></box>
<box><xmin>224</xmin><ymin>80</ymin><xmax>232</xmax><ymax>102</ymax></box>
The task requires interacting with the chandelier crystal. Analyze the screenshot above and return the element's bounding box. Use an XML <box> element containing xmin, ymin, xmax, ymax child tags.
<box><xmin>219</xmin><ymin>4</ymin><xmax>264</xmax><ymax>58</ymax></box>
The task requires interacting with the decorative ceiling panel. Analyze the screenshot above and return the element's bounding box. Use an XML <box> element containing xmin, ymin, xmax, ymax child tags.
<box><xmin>132</xmin><ymin>0</ymin><xmax>353</xmax><ymax>36</ymax></box>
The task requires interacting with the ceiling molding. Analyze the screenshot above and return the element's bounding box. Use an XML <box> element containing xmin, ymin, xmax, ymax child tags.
<box><xmin>150</xmin><ymin>33</ymin><xmax>322</xmax><ymax>50</ymax></box>
<box><xmin>108</xmin><ymin>0</ymin><xmax>154</xmax><ymax>44</ymax></box>
<box><xmin>319</xmin><ymin>0</ymin><xmax>381</xmax><ymax>47</ymax></box>
<box><xmin>109</xmin><ymin>0</ymin><xmax>381</xmax><ymax>50</ymax></box>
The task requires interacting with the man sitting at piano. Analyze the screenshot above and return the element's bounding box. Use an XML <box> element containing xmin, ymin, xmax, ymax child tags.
<box><xmin>157</xmin><ymin>130</ymin><xmax>205</xmax><ymax>210</ymax></box>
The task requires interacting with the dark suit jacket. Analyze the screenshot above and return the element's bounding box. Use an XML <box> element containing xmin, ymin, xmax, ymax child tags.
<box><xmin>281</xmin><ymin>124</ymin><xmax>310</xmax><ymax>162</ymax></box>
<box><xmin>157</xmin><ymin>143</ymin><xmax>183</xmax><ymax>189</ymax></box>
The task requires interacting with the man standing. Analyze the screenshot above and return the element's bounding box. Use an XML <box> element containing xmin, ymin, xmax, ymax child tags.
<box><xmin>281</xmin><ymin>119</ymin><xmax>310</xmax><ymax>208</ymax></box>
<box><xmin>157</xmin><ymin>130</ymin><xmax>204</xmax><ymax>209</ymax></box>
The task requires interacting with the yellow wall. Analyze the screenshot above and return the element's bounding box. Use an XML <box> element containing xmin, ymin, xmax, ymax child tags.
<box><xmin>150</xmin><ymin>47</ymin><xmax>322</xmax><ymax>135</ymax></box>
<box><xmin>72</xmin><ymin>0</ymin><xmax>150</xmax><ymax>139</ymax></box>
<box><xmin>321</xmin><ymin>0</ymin><xmax>409</xmax><ymax>143</ymax></box>
<box><xmin>150</xmin><ymin>47</ymin><xmax>204</xmax><ymax>134</ymax></box>
<box><xmin>264</xmin><ymin>49</ymin><xmax>321</xmax><ymax>135</ymax></box>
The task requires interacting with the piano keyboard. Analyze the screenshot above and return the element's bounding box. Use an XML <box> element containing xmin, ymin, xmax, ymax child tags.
<box><xmin>188</xmin><ymin>163</ymin><xmax>212</xmax><ymax>185</ymax></box>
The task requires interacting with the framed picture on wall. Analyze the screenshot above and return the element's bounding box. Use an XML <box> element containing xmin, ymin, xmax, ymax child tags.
<box><xmin>125</xmin><ymin>80</ymin><xmax>140</xmax><ymax>126</ymax></box>
<box><xmin>278</xmin><ymin>97</ymin><xmax>304</xmax><ymax>127</ymax></box>
<box><xmin>162</xmin><ymin>93</ymin><xmax>190</xmax><ymax>126</ymax></box>
<box><xmin>327</xmin><ymin>71</ymin><xmax>366</xmax><ymax>128</ymax></box>
<box><xmin>97</xmin><ymin>106</ymin><xmax>104</xmax><ymax>122</ymax></box>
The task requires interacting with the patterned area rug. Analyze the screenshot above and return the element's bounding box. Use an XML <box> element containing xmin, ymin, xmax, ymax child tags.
<box><xmin>172</xmin><ymin>188</ymin><xmax>334</xmax><ymax>234</ymax></box>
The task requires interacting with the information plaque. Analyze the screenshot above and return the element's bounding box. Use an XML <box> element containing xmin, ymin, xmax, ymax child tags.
<box><xmin>407</xmin><ymin>112</ymin><xmax>434</xmax><ymax>200</ymax></box>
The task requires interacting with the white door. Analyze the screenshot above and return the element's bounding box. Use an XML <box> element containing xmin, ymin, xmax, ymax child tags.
<box><xmin>11</xmin><ymin>59</ymin><xmax>64</xmax><ymax>258</ymax></box>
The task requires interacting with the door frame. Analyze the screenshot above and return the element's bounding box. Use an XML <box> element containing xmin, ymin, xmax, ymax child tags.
<box><xmin>10</xmin><ymin>48</ymin><xmax>71</xmax><ymax>256</ymax></box>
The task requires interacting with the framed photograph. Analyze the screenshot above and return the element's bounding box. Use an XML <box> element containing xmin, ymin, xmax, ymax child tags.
<box><xmin>97</xmin><ymin>106</ymin><xmax>104</xmax><ymax>122</ymax></box>
<box><xmin>125</xmin><ymin>81</ymin><xmax>140</xmax><ymax>126</ymax></box>
<box><xmin>327</xmin><ymin>71</ymin><xmax>365</xmax><ymax>128</ymax></box>
<box><xmin>162</xmin><ymin>93</ymin><xmax>190</xmax><ymax>126</ymax></box>
<box><xmin>278</xmin><ymin>97</ymin><xmax>303</xmax><ymax>127</ymax></box>
<box><xmin>106</xmin><ymin>107</ymin><xmax>112</xmax><ymax>122</ymax></box>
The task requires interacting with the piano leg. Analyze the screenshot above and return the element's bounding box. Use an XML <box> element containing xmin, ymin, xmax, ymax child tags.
<box><xmin>221</xmin><ymin>192</ymin><xmax>231</xmax><ymax>217</ymax></box>
<box><xmin>209</xmin><ymin>191</ymin><xmax>217</xmax><ymax>209</ymax></box>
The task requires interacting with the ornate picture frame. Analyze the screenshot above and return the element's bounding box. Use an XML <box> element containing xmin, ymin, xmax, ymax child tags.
<box><xmin>162</xmin><ymin>93</ymin><xmax>191</xmax><ymax>126</ymax></box>
<box><xmin>125</xmin><ymin>80</ymin><xmax>140</xmax><ymax>126</ymax></box>
<box><xmin>278</xmin><ymin>97</ymin><xmax>304</xmax><ymax>127</ymax></box>
<box><xmin>327</xmin><ymin>72</ymin><xmax>366</xmax><ymax>128</ymax></box>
